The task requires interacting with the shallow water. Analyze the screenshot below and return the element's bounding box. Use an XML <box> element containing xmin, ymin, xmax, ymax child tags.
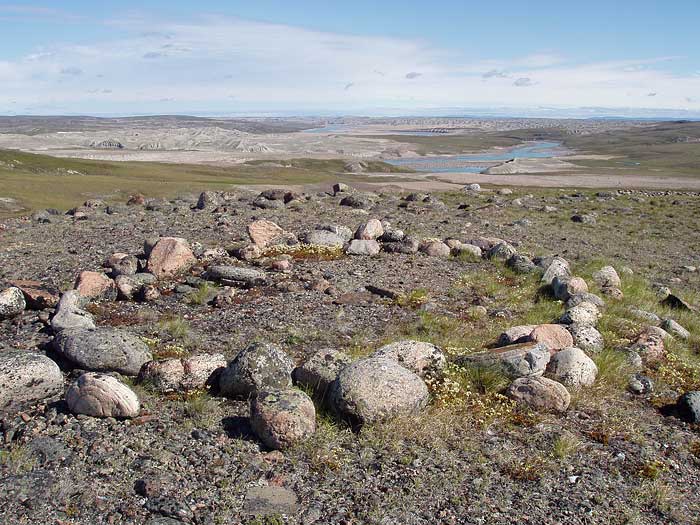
<box><xmin>386</xmin><ymin>141</ymin><xmax>564</xmax><ymax>173</ymax></box>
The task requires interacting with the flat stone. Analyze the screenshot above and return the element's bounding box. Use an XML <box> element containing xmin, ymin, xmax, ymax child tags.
<box><xmin>244</xmin><ymin>486</ymin><xmax>299</xmax><ymax>516</ymax></box>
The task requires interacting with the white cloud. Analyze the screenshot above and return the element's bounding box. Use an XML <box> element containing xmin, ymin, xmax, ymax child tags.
<box><xmin>0</xmin><ymin>15</ymin><xmax>699</xmax><ymax>114</ymax></box>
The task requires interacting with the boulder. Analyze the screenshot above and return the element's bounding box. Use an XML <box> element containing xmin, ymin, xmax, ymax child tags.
<box><xmin>661</xmin><ymin>319</ymin><xmax>690</xmax><ymax>340</ymax></box>
<box><xmin>559</xmin><ymin>302</ymin><xmax>600</xmax><ymax>326</ymax></box>
<box><xmin>497</xmin><ymin>325</ymin><xmax>536</xmax><ymax>346</ymax></box>
<box><xmin>676</xmin><ymin>391</ymin><xmax>700</xmax><ymax>423</ymax></box>
<box><xmin>147</xmin><ymin>237</ymin><xmax>196</xmax><ymax>278</ymax></box>
<box><xmin>0</xmin><ymin>350</ymin><xmax>63</xmax><ymax>415</ymax></box>
<box><xmin>661</xmin><ymin>294</ymin><xmax>693</xmax><ymax>311</ymax></box>
<box><xmin>205</xmin><ymin>265</ymin><xmax>266</xmax><ymax>287</ymax></box>
<box><xmin>460</xmin><ymin>342</ymin><xmax>550</xmax><ymax>379</ymax></box>
<box><xmin>566</xmin><ymin>292</ymin><xmax>605</xmax><ymax>310</ymax></box>
<box><xmin>593</xmin><ymin>266</ymin><xmax>621</xmax><ymax>289</ymax></box>
<box><xmin>454</xmin><ymin>243</ymin><xmax>483</xmax><ymax>260</ymax></box>
<box><xmin>630</xmin><ymin>329</ymin><xmax>666</xmax><ymax>365</ymax></box>
<box><xmin>346</xmin><ymin>239</ymin><xmax>380</xmax><ymax>256</ymax></box>
<box><xmin>7</xmin><ymin>280</ymin><xmax>58</xmax><ymax>310</ymax></box>
<box><xmin>247</xmin><ymin>219</ymin><xmax>288</xmax><ymax>248</ymax></box>
<box><xmin>300</xmin><ymin>230</ymin><xmax>345</xmax><ymax>247</ymax></box>
<box><xmin>371</xmin><ymin>340</ymin><xmax>446</xmax><ymax>378</ymax></box>
<box><xmin>50</xmin><ymin>291</ymin><xmax>96</xmax><ymax>332</ymax></box>
<box><xmin>418</xmin><ymin>240</ymin><xmax>451</xmax><ymax>257</ymax></box>
<box><xmin>54</xmin><ymin>327</ymin><xmax>152</xmax><ymax>376</ymax></box>
<box><xmin>528</xmin><ymin>324</ymin><xmax>574</xmax><ymax>354</ymax></box>
<box><xmin>138</xmin><ymin>353</ymin><xmax>227</xmax><ymax>393</ymax></box>
<box><xmin>506</xmin><ymin>376</ymin><xmax>571</xmax><ymax>412</ymax></box>
<box><xmin>487</xmin><ymin>242</ymin><xmax>517</xmax><ymax>261</ymax></box>
<box><xmin>329</xmin><ymin>357</ymin><xmax>429</xmax><ymax>425</ymax></box>
<box><xmin>115</xmin><ymin>273</ymin><xmax>157</xmax><ymax>300</ymax></box>
<box><xmin>354</xmin><ymin>219</ymin><xmax>384</xmax><ymax>240</ymax></box>
<box><xmin>250</xmin><ymin>389</ymin><xmax>316</xmax><ymax>450</ymax></box>
<box><xmin>74</xmin><ymin>271</ymin><xmax>116</xmax><ymax>300</ymax></box>
<box><xmin>506</xmin><ymin>255</ymin><xmax>536</xmax><ymax>274</ymax></box>
<box><xmin>66</xmin><ymin>373</ymin><xmax>140</xmax><ymax>418</ymax></box>
<box><xmin>219</xmin><ymin>343</ymin><xmax>294</xmax><ymax>397</ymax></box>
<box><xmin>552</xmin><ymin>276</ymin><xmax>589</xmax><ymax>301</ymax></box>
<box><xmin>541</xmin><ymin>257</ymin><xmax>571</xmax><ymax>287</ymax></box>
<box><xmin>333</xmin><ymin>183</ymin><xmax>349</xmax><ymax>194</ymax></box>
<box><xmin>567</xmin><ymin>324</ymin><xmax>604</xmax><ymax>354</ymax></box>
<box><xmin>293</xmin><ymin>349</ymin><xmax>352</xmax><ymax>396</ymax></box>
<box><xmin>546</xmin><ymin>347</ymin><xmax>598</xmax><ymax>388</ymax></box>
<box><xmin>196</xmin><ymin>190</ymin><xmax>222</xmax><ymax>210</ymax></box>
<box><xmin>0</xmin><ymin>287</ymin><xmax>26</xmax><ymax>319</ymax></box>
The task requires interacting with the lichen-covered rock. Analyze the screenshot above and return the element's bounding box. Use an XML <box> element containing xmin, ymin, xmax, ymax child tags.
<box><xmin>661</xmin><ymin>319</ymin><xmax>690</xmax><ymax>340</ymax></box>
<box><xmin>147</xmin><ymin>237</ymin><xmax>196</xmax><ymax>278</ymax></box>
<box><xmin>506</xmin><ymin>376</ymin><xmax>571</xmax><ymax>412</ymax></box>
<box><xmin>454</xmin><ymin>243</ymin><xmax>483</xmax><ymax>260</ymax></box>
<box><xmin>461</xmin><ymin>342</ymin><xmax>550</xmax><ymax>379</ymax></box>
<box><xmin>566</xmin><ymin>292</ymin><xmax>605</xmax><ymax>310</ymax></box>
<box><xmin>138</xmin><ymin>353</ymin><xmax>227</xmax><ymax>392</ymax></box>
<box><xmin>630</xmin><ymin>329</ymin><xmax>666</xmax><ymax>364</ymax></box>
<box><xmin>487</xmin><ymin>242</ymin><xmax>517</xmax><ymax>261</ymax></box>
<box><xmin>0</xmin><ymin>287</ymin><xmax>26</xmax><ymax>319</ymax></box>
<box><xmin>329</xmin><ymin>357</ymin><xmax>429</xmax><ymax>425</ymax></box>
<box><xmin>546</xmin><ymin>347</ymin><xmax>598</xmax><ymax>388</ymax></box>
<box><xmin>54</xmin><ymin>327</ymin><xmax>152</xmax><ymax>376</ymax></box>
<box><xmin>676</xmin><ymin>391</ymin><xmax>700</xmax><ymax>423</ymax></box>
<box><xmin>559</xmin><ymin>302</ymin><xmax>600</xmax><ymax>326</ymax></box>
<box><xmin>567</xmin><ymin>324</ymin><xmax>604</xmax><ymax>354</ymax></box>
<box><xmin>219</xmin><ymin>343</ymin><xmax>293</xmax><ymax>397</ymax></box>
<box><xmin>300</xmin><ymin>230</ymin><xmax>345</xmax><ymax>247</ymax></box>
<box><xmin>593</xmin><ymin>266</ymin><xmax>621</xmax><ymax>289</ymax></box>
<box><xmin>506</xmin><ymin>255</ymin><xmax>536</xmax><ymax>273</ymax></box>
<box><xmin>293</xmin><ymin>349</ymin><xmax>352</xmax><ymax>396</ymax></box>
<box><xmin>0</xmin><ymin>350</ymin><xmax>63</xmax><ymax>415</ymax></box>
<box><xmin>205</xmin><ymin>265</ymin><xmax>266</xmax><ymax>287</ymax></box>
<box><xmin>250</xmin><ymin>389</ymin><xmax>316</xmax><ymax>450</ymax></box>
<box><xmin>371</xmin><ymin>340</ymin><xmax>446</xmax><ymax>377</ymax></box>
<box><xmin>66</xmin><ymin>372</ymin><xmax>140</xmax><ymax>418</ymax></box>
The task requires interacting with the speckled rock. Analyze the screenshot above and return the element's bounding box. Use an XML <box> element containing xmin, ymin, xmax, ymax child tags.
<box><xmin>66</xmin><ymin>372</ymin><xmax>140</xmax><ymax>418</ymax></box>
<box><xmin>138</xmin><ymin>353</ymin><xmax>227</xmax><ymax>392</ymax></box>
<box><xmin>506</xmin><ymin>376</ymin><xmax>571</xmax><ymax>412</ymax></box>
<box><xmin>219</xmin><ymin>343</ymin><xmax>294</xmax><ymax>397</ymax></box>
<box><xmin>346</xmin><ymin>239</ymin><xmax>380</xmax><ymax>256</ymax></box>
<box><xmin>541</xmin><ymin>257</ymin><xmax>571</xmax><ymax>287</ymax></box>
<box><xmin>250</xmin><ymin>389</ymin><xmax>316</xmax><ymax>450</ymax></box>
<box><xmin>552</xmin><ymin>276</ymin><xmax>589</xmax><ymax>301</ymax></box>
<box><xmin>0</xmin><ymin>350</ymin><xmax>63</xmax><ymax>415</ymax></box>
<box><xmin>292</xmin><ymin>349</ymin><xmax>352</xmax><ymax>396</ymax></box>
<box><xmin>330</xmin><ymin>357</ymin><xmax>429</xmax><ymax>425</ymax></box>
<box><xmin>661</xmin><ymin>319</ymin><xmax>690</xmax><ymax>340</ymax></box>
<box><xmin>205</xmin><ymin>265</ymin><xmax>266</xmax><ymax>287</ymax></box>
<box><xmin>54</xmin><ymin>327</ymin><xmax>152</xmax><ymax>376</ymax></box>
<box><xmin>0</xmin><ymin>287</ymin><xmax>26</xmax><ymax>319</ymax></box>
<box><xmin>593</xmin><ymin>266</ymin><xmax>621</xmax><ymax>289</ymax></box>
<box><xmin>371</xmin><ymin>340</ymin><xmax>446</xmax><ymax>377</ymax></box>
<box><xmin>546</xmin><ymin>347</ymin><xmax>598</xmax><ymax>388</ymax></box>
<box><xmin>560</xmin><ymin>302</ymin><xmax>600</xmax><ymax>326</ymax></box>
<box><xmin>461</xmin><ymin>342</ymin><xmax>550</xmax><ymax>378</ymax></box>
<box><xmin>567</xmin><ymin>324</ymin><xmax>604</xmax><ymax>354</ymax></box>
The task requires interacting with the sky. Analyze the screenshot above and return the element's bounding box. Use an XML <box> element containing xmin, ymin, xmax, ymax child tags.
<box><xmin>1</xmin><ymin>0</ymin><xmax>699</xmax><ymax>117</ymax></box>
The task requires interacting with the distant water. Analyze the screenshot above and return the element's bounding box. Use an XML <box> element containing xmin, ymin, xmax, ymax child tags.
<box><xmin>302</xmin><ymin>125</ymin><xmax>456</xmax><ymax>136</ymax></box>
<box><xmin>386</xmin><ymin>141</ymin><xmax>564</xmax><ymax>173</ymax></box>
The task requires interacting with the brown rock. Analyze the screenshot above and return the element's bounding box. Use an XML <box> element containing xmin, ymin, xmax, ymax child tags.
<box><xmin>506</xmin><ymin>376</ymin><xmax>571</xmax><ymax>412</ymax></box>
<box><xmin>147</xmin><ymin>237</ymin><xmax>196</xmax><ymax>278</ymax></box>
<box><xmin>248</xmin><ymin>219</ymin><xmax>286</xmax><ymax>248</ymax></box>
<box><xmin>631</xmin><ymin>329</ymin><xmax>666</xmax><ymax>365</ymax></box>
<box><xmin>250</xmin><ymin>389</ymin><xmax>316</xmax><ymax>450</ymax></box>
<box><xmin>8</xmin><ymin>280</ymin><xmax>59</xmax><ymax>310</ymax></box>
<box><xmin>419</xmin><ymin>240</ymin><xmax>451</xmax><ymax>257</ymax></box>
<box><xmin>528</xmin><ymin>324</ymin><xmax>574</xmax><ymax>355</ymax></box>
<box><xmin>74</xmin><ymin>271</ymin><xmax>116</xmax><ymax>300</ymax></box>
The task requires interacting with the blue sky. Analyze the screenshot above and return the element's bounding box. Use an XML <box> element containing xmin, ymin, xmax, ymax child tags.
<box><xmin>1</xmin><ymin>1</ymin><xmax>699</xmax><ymax>116</ymax></box>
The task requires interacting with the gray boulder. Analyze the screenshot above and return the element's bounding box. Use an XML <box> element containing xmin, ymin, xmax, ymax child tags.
<box><xmin>50</xmin><ymin>291</ymin><xmax>96</xmax><ymax>332</ymax></box>
<box><xmin>506</xmin><ymin>376</ymin><xmax>571</xmax><ymax>412</ymax></box>
<box><xmin>0</xmin><ymin>350</ymin><xmax>63</xmax><ymax>415</ymax></box>
<box><xmin>219</xmin><ymin>343</ymin><xmax>293</xmax><ymax>397</ymax></box>
<box><xmin>329</xmin><ymin>357</ymin><xmax>429</xmax><ymax>425</ymax></box>
<box><xmin>546</xmin><ymin>347</ymin><xmax>598</xmax><ymax>388</ymax></box>
<box><xmin>54</xmin><ymin>327</ymin><xmax>152</xmax><ymax>376</ymax></box>
<box><xmin>205</xmin><ymin>265</ymin><xmax>266</xmax><ymax>287</ymax></box>
<box><xmin>541</xmin><ymin>257</ymin><xmax>571</xmax><ymax>287</ymax></box>
<box><xmin>293</xmin><ymin>349</ymin><xmax>352</xmax><ymax>396</ymax></box>
<box><xmin>346</xmin><ymin>239</ymin><xmax>380</xmax><ymax>256</ymax></box>
<box><xmin>567</xmin><ymin>324</ymin><xmax>604</xmax><ymax>354</ymax></box>
<box><xmin>661</xmin><ymin>319</ymin><xmax>690</xmax><ymax>340</ymax></box>
<box><xmin>677</xmin><ymin>391</ymin><xmax>700</xmax><ymax>423</ymax></box>
<box><xmin>300</xmin><ymin>230</ymin><xmax>346</xmax><ymax>247</ymax></box>
<box><xmin>460</xmin><ymin>342</ymin><xmax>550</xmax><ymax>379</ymax></box>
